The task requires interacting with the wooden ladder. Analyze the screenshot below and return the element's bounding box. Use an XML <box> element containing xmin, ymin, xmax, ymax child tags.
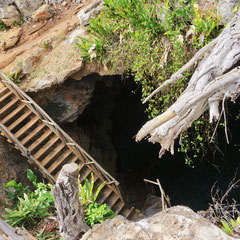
<box><xmin>0</xmin><ymin>71</ymin><xmax>136</xmax><ymax>220</ymax></box>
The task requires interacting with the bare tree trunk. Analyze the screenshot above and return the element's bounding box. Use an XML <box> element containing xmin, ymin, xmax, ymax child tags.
<box><xmin>52</xmin><ymin>163</ymin><xmax>89</xmax><ymax>240</ymax></box>
<box><xmin>136</xmin><ymin>12</ymin><xmax>240</xmax><ymax>157</ymax></box>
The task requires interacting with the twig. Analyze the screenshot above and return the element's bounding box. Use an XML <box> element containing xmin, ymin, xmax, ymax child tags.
<box><xmin>222</xmin><ymin>94</ymin><xmax>229</xmax><ymax>144</ymax></box>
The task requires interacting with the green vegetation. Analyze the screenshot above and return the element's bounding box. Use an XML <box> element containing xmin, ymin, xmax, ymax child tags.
<box><xmin>77</xmin><ymin>0</ymin><xmax>221</xmax><ymax>164</ymax></box>
<box><xmin>221</xmin><ymin>217</ymin><xmax>240</xmax><ymax>237</ymax></box>
<box><xmin>78</xmin><ymin>172</ymin><xmax>116</xmax><ymax>227</ymax></box>
<box><xmin>3</xmin><ymin>169</ymin><xmax>54</xmax><ymax>228</ymax></box>
<box><xmin>0</xmin><ymin>19</ymin><xmax>8</xmax><ymax>31</ymax></box>
<box><xmin>7</xmin><ymin>70</ymin><xmax>22</xmax><ymax>83</ymax></box>
<box><xmin>3</xmin><ymin>169</ymin><xmax>116</xmax><ymax>231</ymax></box>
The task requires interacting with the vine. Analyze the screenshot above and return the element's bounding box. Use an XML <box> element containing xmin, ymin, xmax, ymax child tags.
<box><xmin>77</xmin><ymin>0</ymin><xmax>221</xmax><ymax>164</ymax></box>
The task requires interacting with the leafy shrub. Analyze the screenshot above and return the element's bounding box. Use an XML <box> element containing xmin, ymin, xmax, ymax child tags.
<box><xmin>4</xmin><ymin>193</ymin><xmax>51</xmax><ymax>227</ymax></box>
<box><xmin>85</xmin><ymin>202</ymin><xmax>116</xmax><ymax>227</ymax></box>
<box><xmin>3</xmin><ymin>169</ymin><xmax>54</xmax><ymax>228</ymax></box>
<box><xmin>78</xmin><ymin>172</ymin><xmax>105</xmax><ymax>208</ymax></box>
<box><xmin>4</xmin><ymin>180</ymin><xmax>30</xmax><ymax>205</ymax></box>
<box><xmin>78</xmin><ymin>171</ymin><xmax>116</xmax><ymax>227</ymax></box>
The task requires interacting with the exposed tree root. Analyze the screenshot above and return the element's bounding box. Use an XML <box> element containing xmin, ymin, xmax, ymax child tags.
<box><xmin>136</xmin><ymin>13</ymin><xmax>240</xmax><ymax>157</ymax></box>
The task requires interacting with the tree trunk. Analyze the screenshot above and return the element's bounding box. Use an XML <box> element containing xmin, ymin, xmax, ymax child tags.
<box><xmin>52</xmin><ymin>163</ymin><xmax>89</xmax><ymax>240</ymax></box>
<box><xmin>136</xmin><ymin>12</ymin><xmax>240</xmax><ymax>157</ymax></box>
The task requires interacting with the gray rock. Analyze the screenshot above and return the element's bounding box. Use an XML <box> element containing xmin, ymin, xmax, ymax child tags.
<box><xmin>77</xmin><ymin>0</ymin><xmax>103</xmax><ymax>26</ymax></box>
<box><xmin>217</xmin><ymin>0</ymin><xmax>239</xmax><ymax>25</ymax></box>
<box><xmin>82</xmin><ymin>206</ymin><xmax>236</xmax><ymax>240</ymax></box>
<box><xmin>14</xmin><ymin>0</ymin><xmax>44</xmax><ymax>18</ymax></box>
<box><xmin>0</xmin><ymin>5</ymin><xmax>20</xmax><ymax>26</ymax></box>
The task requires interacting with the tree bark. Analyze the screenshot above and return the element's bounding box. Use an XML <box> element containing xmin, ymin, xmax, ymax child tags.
<box><xmin>136</xmin><ymin>12</ymin><xmax>240</xmax><ymax>157</ymax></box>
<box><xmin>52</xmin><ymin>163</ymin><xmax>89</xmax><ymax>240</ymax></box>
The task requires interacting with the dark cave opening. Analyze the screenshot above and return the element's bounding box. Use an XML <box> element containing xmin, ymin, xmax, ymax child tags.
<box><xmin>65</xmin><ymin>74</ymin><xmax>240</xmax><ymax>212</ymax></box>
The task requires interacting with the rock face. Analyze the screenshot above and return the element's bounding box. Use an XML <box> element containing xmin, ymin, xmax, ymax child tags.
<box><xmin>0</xmin><ymin>136</ymin><xmax>33</xmax><ymax>214</ymax></box>
<box><xmin>0</xmin><ymin>27</ymin><xmax>22</xmax><ymax>50</ymax></box>
<box><xmin>82</xmin><ymin>206</ymin><xmax>236</xmax><ymax>240</ymax></box>
<box><xmin>77</xmin><ymin>0</ymin><xmax>103</xmax><ymax>26</ymax></box>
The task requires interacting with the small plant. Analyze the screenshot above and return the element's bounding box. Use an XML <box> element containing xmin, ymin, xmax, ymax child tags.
<box><xmin>35</xmin><ymin>225</ymin><xmax>59</xmax><ymax>240</ymax></box>
<box><xmin>7</xmin><ymin>70</ymin><xmax>21</xmax><ymax>83</ymax></box>
<box><xmin>78</xmin><ymin>171</ymin><xmax>116</xmax><ymax>227</ymax></box>
<box><xmin>78</xmin><ymin>172</ymin><xmax>105</xmax><ymax>208</ymax></box>
<box><xmin>221</xmin><ymin>217</ymin><xmax>240</xmax><ymax>237</ymax></box>
<box><xmin>0</xmin><ymin>19</ymin><xmax>8</xmax><ymax>31</ymax></box>
<box><xmin>4</xmin><ymin>180</ymin><xmax>30</xmax><ymax>205</ymax></box>
<box><xmin>3</xmin><ymin>169</ymin><xmax>55</xmax><ymax>228</ymax></box>
<box><xmin>85</xmin><ymin>202</ymin><xmax>116</xmax><ymax>227</ymax></box>
<box><xmin>4</xmin><ymin>193</ymin><xmax>52</xmax><ymax>227</ymax></box>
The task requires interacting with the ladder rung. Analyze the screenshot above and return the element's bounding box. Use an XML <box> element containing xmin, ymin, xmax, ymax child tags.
<box><xmin>1</xmin><ymin>103</ymin><xmax>25</xmax><ymax>124</ymax></box>
<box><xmin>125</xmin><ymin>207</ymin><xmax>135</xmax><ymax>219</ymax></box>
<box><xmin>98</xmin><ymin>187</ymin><xmax>113</xmax><ymax>204</ymax></box>
<box><xmin>47</xmin><ymin>149</ymin><xmax>72</xmax><ymax>174</ymax></box>
<box><xmin>0</xmin><ymin>90</ymin><xmax>12</xmax><ymax>103</ymax></box>
<box><xmin>0</xmin><ymin>97</ymin><xmax>18</xmax><ymax>115</ymax></box>
<box><xmin>41</xmin><ymin>143</ymin><xmax>65</xmax><ymax>167</ymax></box>
<box><xmin>15</xmin><ymin>115</ymin><xmax>39</xmax><ymax>138</ymax></box>
<box><xmin>28</xmin><ymin>128</ymin><xmax>52</xmax><ymax>152</ymax></box>
<box><xmin>79</xmin><ymin>168</ymin><xmax>92</xmax><ymax>183</ymax></box>
<box><xmin>0</xmin><ymin>87</ymin><xmax>8</xmax><ymax>97</ymax></box>
<box><xmin>8</xmin><ymin>109</ymin><xmax>32</xmax><ymax>131</ymax></box>
<box><xmin>34</xmin><ymin>135</ymin><xmax>59</xmax><ymax>159</ymax></box>
<box><xmin>21</xmin><ymin>123</ymin><xmax>46</xmax><ymax>145</ymax></box>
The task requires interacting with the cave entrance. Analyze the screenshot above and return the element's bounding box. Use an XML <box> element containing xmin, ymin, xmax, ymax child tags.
<box><xmin>58</xmin><ymin>74</ymin><xmax>240</xmax><ymax>213</ymax></box>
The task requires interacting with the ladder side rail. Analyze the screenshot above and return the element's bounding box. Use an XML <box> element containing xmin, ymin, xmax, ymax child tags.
<box><xmin>0</xmin><ymin>121</ymin><xmax>55</xmax><ymax>183</ymax></box>
<box><xmin>0</xmin><ymin>71</ymin><xmax>119</xmax><ymax>186</ymax></box>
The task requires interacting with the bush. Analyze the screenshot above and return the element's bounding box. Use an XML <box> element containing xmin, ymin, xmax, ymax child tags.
<box><xmin>3</xmin><ymin>169</ymin><xmax>54</xmax><ymax>228</ymax></box>
<box><xmin>78</xmin><ymin>171</ymin><xmax>116</xmax><ymax>227</ymax></box>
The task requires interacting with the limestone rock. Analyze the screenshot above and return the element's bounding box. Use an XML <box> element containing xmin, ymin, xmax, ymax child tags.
<box><xmin>217</xmin><ymin>0</ymin><xmax>239</xmax><ymax>25</ymax></box>
<box><xmin>0</xmin><ymin>5</ymin><xmax>20</xmax><ymax>26</ymax></box>
<box><xmin>22</xmin><ymin>48</ymin><xmax>45</xmax><ymax>74</ymax></box>
<box><xmin>77</xmin><ymin>0</ymin><xmax>103</xmax><ymax>26</ymax></box>
<box><xmin>81</xmin><ymin>206</ymin><xmax>236</xmax><ymax>240</ymax></box>
<box><xmin>32</xmin><ymin>4</ymin><xmax>53</xmax><ymax>22</ymax></box>
<box><xmin>14</xmin><ymin>0</ymin><xmax>44</xmax><ymax>18</ymax></box>
<box><xmin>0</xmin><ymin>27</ymin><xmax>22</xmax><ymax>50</ymax></box>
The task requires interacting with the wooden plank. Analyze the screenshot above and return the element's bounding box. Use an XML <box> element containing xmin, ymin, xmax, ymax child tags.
<box><xmin>0</xmin><ymin>97</ymin><xmax>18</xmax><ymax>115</ymax></box>
<box><xmin>28</xmin><ymin>128</ymin><xmax>52</xmax><ymax>152</ymax></box>
<box><xmin>0</xmin><ymin>87</ymin><xmax>8</xmax><ymax>97</ymax></box>
<box><xmin>1</xmin><ymin>103</ymin><xmax>25</xmax><ymax>124</ymax></box>
<box><xmin>8</xmin><ymin>109</ymin><xmax>32</xmax><ymax>131</ymax></box>
<box><xmin>79</xmin><ymin>167</ymin><xmax>92</xmax><ymax>183</ymax></box>
<box><xmin>0</xmin><ymin>90</ymin><xmax>12</xmax><ymax>103</ymax></box>
<box><xmin>47</xmin><ymin>149</ymin><xmax>72</xmax><ymax>174</ymax></box>
<box><xmin>33</xmin><ymin>135</ymin><xmax>59</xmax><ymax>159</ymax></box>
<box><xmin>41</xmin><ymin>143</ymin><xmax>65</xmax><ymax>167</ymax></box>
<box><xmin>98</xmin><ymin>187</ymin><xmax>113</xmax><ymax>204</ymax></box>
<box><xmin>15</xmin><ymin>115</ymin><xmax>40</xmax><ymax>139</ymax></box>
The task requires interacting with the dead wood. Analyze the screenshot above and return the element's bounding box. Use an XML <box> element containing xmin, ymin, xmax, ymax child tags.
<box><xmin>52</xmin><ymin>163</ymin><xmax>89</xmax><ymax>240</ymax></box>
<box><xmin>136</xmin><ymin>12</ymin><xmax>240</xmax><ymax>157</ymax></box>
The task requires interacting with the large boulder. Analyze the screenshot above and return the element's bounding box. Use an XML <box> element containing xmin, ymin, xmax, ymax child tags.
<box><xmin>14</xmin><ymin>0</ymin><xmax>44</xmax><ymax>18</ymax></box>
<box><xmin>0</xmin><ymin>5</ymin><xmax>20</xmax><ymax>26</ymax></box>
<box><xmin>82</xmin><ymin>206</ymin><xmax>236</xmax><ymax>240</ymax></box>
<box><xmin>0</xmin><ymin>27</ymin><xmax>22</xmax><ymax>50</ymax></box>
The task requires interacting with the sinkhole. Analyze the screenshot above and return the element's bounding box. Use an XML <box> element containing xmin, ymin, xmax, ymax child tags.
<box><xmin>40</xmin><ymin>74</ymin><xmax>240</xmax><ymax>212</ymax></box>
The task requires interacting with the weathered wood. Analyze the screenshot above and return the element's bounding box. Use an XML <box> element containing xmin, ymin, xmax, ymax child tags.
<box><xmin>137</xmin><ymin>12</ymin><xmax>240</xmax><ymax>157</ymax></box>
<box><xmin>52</xmin><ymin>163</ymin><xmax>89</xmax><ymax>240</ymax></box>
